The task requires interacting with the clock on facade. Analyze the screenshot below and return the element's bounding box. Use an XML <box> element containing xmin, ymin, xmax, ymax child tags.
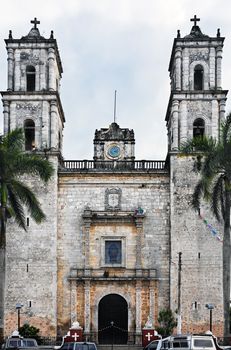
<box><xmin>107</xmin><ymin>144</ymin><xmax>121</xmax><ymax>159</ymax></box>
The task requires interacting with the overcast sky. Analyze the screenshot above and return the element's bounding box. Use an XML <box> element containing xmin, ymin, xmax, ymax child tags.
<box><xmin>0</xmin><ymin>0</ymin><xmax>231</xmax><ymax>160</ymax></box>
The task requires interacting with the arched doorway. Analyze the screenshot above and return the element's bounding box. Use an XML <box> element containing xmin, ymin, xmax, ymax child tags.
<box><xmin>98</xmin><ymin>294</ymin><xmax>128</xmax><ymax>344</ymax></box>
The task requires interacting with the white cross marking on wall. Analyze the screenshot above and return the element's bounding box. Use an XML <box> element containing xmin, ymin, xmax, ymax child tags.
<box><xmin>145</xmin><ymin>332</ymin><xmax>153</xmax><ymax>341</ymax></box>
<box><xmin>72</xmin><ymin>333</ymin><xmax>79</xmax><ymax>341</ymax></box>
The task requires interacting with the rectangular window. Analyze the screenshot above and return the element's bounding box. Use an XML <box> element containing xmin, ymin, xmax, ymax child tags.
<box><xmin>105</xmin><ymin>240</ymin><xmax>122</xmax><ymax>264</ymax></box>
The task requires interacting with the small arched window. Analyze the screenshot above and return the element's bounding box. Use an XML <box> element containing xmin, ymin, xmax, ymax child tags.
<box><xmin>24</xmin><ymin>119</ymin><xmax>35</xmax><ymax>151</ymax></box>
<box><xmin>194</xmin><ymin>65</ymin><xmax>204</xmax><ymax>90</ymax></box>
<box><xmin>26</xmin><ymin>66</ymin><xmax>36</xmax><ymax>91</ymax></box>
<box><xmin>193</xmin><ymin>118</ymin><xmax>205</xmax><ymax>138</ymax></box>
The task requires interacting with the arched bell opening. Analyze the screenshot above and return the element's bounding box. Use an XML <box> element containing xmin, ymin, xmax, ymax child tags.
<box><xmin>24</xmin><ymin>119</ymin><xmax>35</xmax><ymax>150</ymax></box>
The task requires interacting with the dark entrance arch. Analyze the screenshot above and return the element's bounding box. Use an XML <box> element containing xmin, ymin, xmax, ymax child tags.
<box><xmin>98</xmin><ymin>294</ymin><xmax>128</xmax><ymax>344</ymax></box>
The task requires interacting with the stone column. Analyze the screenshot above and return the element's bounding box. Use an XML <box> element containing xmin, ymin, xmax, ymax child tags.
<box><xmin>179</xmin><ymin>101</ymin><xmax>187</xmax><ymax>145</ymax></box>
<box><xmin>3</xmin><ymin>101</ymin><xmax>10</xmax><ymax>134</ymax></box>
<box><xmin>84</xmin><ymin>281</ymin><xmax>91</xmax><ymax>337</ymax></box>
<box><xmin>149</xmin><ymin>281</ymin><xmax>155</xmax><ymax>326</ymax></box>
<box><xmin>216</xmin><ymin>46</ymin><xmax>223</xmax><ymax>90</ymax></box>
<box><xmin>14</xmin><ymin>52</ymin><xmax>21</xmax><ymax>91</ymax></box>
<box><xmin>182</xmin><ymin>48</ymin><xmax>189</xmax><ymax>90</ymax></box>
<box><xmin>35</xmin><ymin>65</ymin><xmax>39</xmax><ymax>91</ymax></box>
<box><xmin>70</xmin><ymin>280</ymin><xmax>77</xmax><ymax>325</ymax></box>
<box><xmin>175</xmin><ymin>47</ymin><xmax>182</xmax><ymax>91</ymax></box>
<box><xmin>82</xmin><ymin>207</ymin><xmax>93</xmax><ymax>277</ymax></box>
<box><xmin>134</xmin><ymin>213</ymin><xmax>144</xmax><ymax>272</ymax></box>
<box><xmin>209</xmin><ymin>47</ymin><xmax>216</xmax><ymax>90</ymax></box>
<box><xmin>50</xmin><ymin>100</ymin><xmax>57</xmax><ymax>149</ymax></box>
<box><xmin>48</xmin><ymin>48</ymin><xmax>56</xmax><ymax>91</ymax></box>
<box><xmin>40</xmin><ymin>49</ymin><xmax>46</xmax><ymax>90</ymax></box>
<box><xmin>135</xmin><ymin>281</ymin><xmax>142</xmax><ymax>344</ymax></box>
<box><xmin>211</xmin><ymin>99</ymin><xmax>219</xmax><ymax>139</ymax></box>
<box><xmin>219</xmin><ymin>100</ymin><xmax>226</xmax><ymax>138</ymax></box>
<box><xmin>7</xmin><ymin>48</ymin><xmax>14</xmax><ymax>91</ymax></box>
<box><xmin>171</xmin><ymin>100</ymin><xmax>179</xmax><ymax>150</ymax></box>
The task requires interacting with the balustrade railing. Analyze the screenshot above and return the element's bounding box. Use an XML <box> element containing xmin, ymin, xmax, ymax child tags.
<box><xmin>60</xmin><ymin>160</ymin><xmax>167</xmax><ymax>171</ymax></box>
<box><xmin>69</xmin><ymin>268</ymin><xmax>157</xmax><ymax>280</ymax></box>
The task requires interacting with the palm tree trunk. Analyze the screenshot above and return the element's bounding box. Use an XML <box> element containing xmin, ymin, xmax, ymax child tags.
<box><xmin>223</xmin><ymin>188</ymin><xmax>231</xmax><ymax>342</ymax></box>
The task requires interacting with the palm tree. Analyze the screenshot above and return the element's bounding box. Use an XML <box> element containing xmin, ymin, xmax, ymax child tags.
<box><xmin>181</xmin><ymin>114</ymin><xmax>231</xmax><ymax>341</ymax></box>
<box><xmin>0</xmin><ymin>128</ymin><xmax>54</xmax><ymax>339</ymax></box>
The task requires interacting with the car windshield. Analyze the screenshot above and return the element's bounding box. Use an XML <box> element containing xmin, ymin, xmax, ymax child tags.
<box><xmin>61</xmin><ymin>344</ymin><xmax>96</xmax><ymax>350</ymax></box>
<box><xmin>194</xmin><ymin>340</ymin><xmax>213</xmax><ymax>348</ymax></box>
<box><xmin>23</xmin><ymin>340</ymin><xmax>36</xmax><ymax>347</ymax></box>
<box><xmin>148</xmin><ymin>342</ymin><xmax>159</xmax><ymax>349</ymax></box>
<box><xmin>61</xmin><ymin>344</ymin><xmax>74</xmax><ymax>350</ymax></box>
<box><xmin>8</xmin><ymin>340</ymin><xmax>22</xmax><ymax>348</ymax></box>
<box><xmin>75</xmin><ymin>345</ymin><xmax>95</xmax><ymax>350</ymax></box>
<box><xmin>172</xmin><ymin>340</ymin><xmax>190</xmax><ymax>348</ymax></box>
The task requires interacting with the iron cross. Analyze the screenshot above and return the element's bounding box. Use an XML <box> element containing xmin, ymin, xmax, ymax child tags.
<box><xmin>31</xmin><ymin>17</ymin><xmax>40</xmax><ymax>29</ymax></box>
<box><xmin>190</xmin><ymin>15</ymin><xmax>200</xmax><ymax>26</ymax></box>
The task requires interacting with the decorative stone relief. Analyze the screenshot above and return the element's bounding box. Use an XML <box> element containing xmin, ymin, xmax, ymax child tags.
<box><xmin>20</xmin><ymin>52</ymin><xmax>44</xmax><ymax>65</ymax></box>
<box><xmin>189</xmin><ymin>49</ymin><xmax>209</xmax><ymax>64</ymax></box>
<box><xmin>187</xmin><ymin>101</ymin><xmax>212</xmax><ymax>119</ymax></box>
<box><xmin>16</xmin><ymin>102</ymin><xmax>42</xmax><ymax>117</ymax></box>
<box><xmin>105</xmin><ymin>188</ymin><xmax>122</xmax><ymax>211</ymax></box>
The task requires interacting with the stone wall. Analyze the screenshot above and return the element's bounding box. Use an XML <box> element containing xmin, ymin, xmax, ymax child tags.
<box><xmin>4</xmin><ymin>156</ymin><xmax>59</xmax><ymax>337</ymax></box>
<box><xmin>170</xmin><ymin>153</ymin><xmax>223</xmax><ymax>335</ymax></box>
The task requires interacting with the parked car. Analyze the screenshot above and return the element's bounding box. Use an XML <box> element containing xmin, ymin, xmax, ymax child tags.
<box><xmin>58</xmin><ymin>343</ymin><xmax>97</xmax><ymax>350</ymax></box>
<box><xmin>2</xmin><ymin>338</ymin><xmax>38</xmax><ymax>350</ymax></box>
<box><xmin>144</xmin><ymin>334</ymin><xmax>222</xmax><ymax>350</ymax></box>
<box><xmin>167</xmin><ymin>334</ymin><xmax>217</xmax><ymax>350</ymax></box>
<box><xmin>144</xmin><ymin>337</ymin><xmax>170</xmax><ymax>350</ymax></box>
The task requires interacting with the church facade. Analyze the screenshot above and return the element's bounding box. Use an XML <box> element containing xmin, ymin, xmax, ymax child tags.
<box><xmin>0</xmin><ymin>17</ymin><xmax>227</xmax><ymax>342</ymax></box>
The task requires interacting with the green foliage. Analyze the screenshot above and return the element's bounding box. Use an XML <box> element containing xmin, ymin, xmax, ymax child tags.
<box><xmin>156</xmin><ymin>309</ymin><xmax>177</xmax><ymax>337</ymax></box>
<box><xmin>0</xmin><ymin>128</ymin><xmax>54</xmax><ymax>247</ymax></box>
<box><xmin>19</xmin><ymin>323</ymin><xmax>40</xmax><ymax>342</ymax></box>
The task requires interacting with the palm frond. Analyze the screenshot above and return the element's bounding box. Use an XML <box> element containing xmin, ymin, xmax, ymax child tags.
<box><xmin>2</xmin><ymin>128</ymin><xmax>24</xmax><ymax>152</ymax></box>
<box><xmin>15</xmin><ymin>155</ymin><xmax>54</xmax><ymax>182</ymax></box>
<box><xmin>192</xmin><ymin>181</ymin><xmax>204</xmax><ymax>211</ymax></box>
<box><xmin>9</xmin><ymin>181</ymin><xmax>46</xmax><ymax>223</ymax></box>
<box><xmin>211</xmin><ymin>175</ymin><xmax>225</xmax><ymax>222</ymax></box>
<box><xmin>180</xmin><ymin>135</ymin><xmax>217</xmax><ymax>154</ymax></box>
<box><xmin>7</xmin><ymin>186</ymin><xmax>26</xmax><ymax>230</ymax></box>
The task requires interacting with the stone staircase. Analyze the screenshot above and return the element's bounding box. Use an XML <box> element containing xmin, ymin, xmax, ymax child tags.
<box><xmin>97</xmin><ymin>345</ymin><xmax>143</xmax><ymax>350</ymax></box>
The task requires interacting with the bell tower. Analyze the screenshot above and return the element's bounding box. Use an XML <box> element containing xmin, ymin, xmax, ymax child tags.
<box><xmin>167</xmin><ymin>17</ymin><xmax>228</xmax><ymax>334</ymax></box>
<box><xmin>1</xmin><ymin>18</ymin><xmax>65</xmax><ymax>154</ymax></box>
<box><xmin>166</xmin><ymin>15</ymin><xmax>228</xmax><ymax>151</ymax></box>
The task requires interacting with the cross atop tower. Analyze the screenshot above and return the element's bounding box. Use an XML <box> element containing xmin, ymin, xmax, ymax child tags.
<box><xmin>190</xmin><ymin>15</ymin><xmax>200</xmax><ymax>26</ymax></box>
<box><xmin>30</xmin><ymin>17</ymin><xmax>40</xmax><ymax>29</ymax></box>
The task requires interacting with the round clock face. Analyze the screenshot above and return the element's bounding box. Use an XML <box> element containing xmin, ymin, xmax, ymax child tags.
<box><xmin>107</xmin><ymin>144</ymin><xmax>121</xmax><ymax>159</ymax></box>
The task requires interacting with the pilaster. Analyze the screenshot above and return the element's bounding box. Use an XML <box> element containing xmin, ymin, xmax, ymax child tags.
<box><xmin>135</xmin><ymin>281</ymin><xmax>142</xmax><ymax>344</ymax></box>
<box><xmin>50</xmin><ymin>100</ymin><xmax>57</xmax><ymax>149</ymax></box>
<box><xmin>172</xmin><ymin>100</ymin><xmax>179</xmax><ymax>150</ymax></box>
<box><xmin>48</xmin><ymin>48</ymin><xmax>56</xmax><ymax>91</ymax></box>
<box><xmin>216</xmin><ymin>46</ymin><xmax>223</xmax><ymax>90</ymax></box>
<box><xmin>84</xmin><ymin>281</ymin><xmax>91</xmax><ymax>335</ymax></box>
<box><xmin>3</xmin><ymin>101</ymin><xmax>10</xmax><ymax>134</ymax></box>
<box><xmin>149</xmin><ymin>281</ymin><xmax>155</xmax><ymax>326</ymax></box>
<box><xmin>70</xmin><ymin>280</ymin><xmax>77</xmax><ymax>325</ymax></box>
<box><xmin>179</xmin><ymin>100</ymin><xmax>187</xmax><ymax>145</ymax></box>
<box><xmin>134</xmin><ymin>214</ymin><xmax>144</xmax><ymax>270</ymax></box>
<box><xmin>175</xmin><ymin>47</ymin><xmax>182</xmax><ymax>91</ymax></box>
<box><xmin>7</xmin><ymin>48</ymin><xmax>14</xmax><ymax>91</ymax></box>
